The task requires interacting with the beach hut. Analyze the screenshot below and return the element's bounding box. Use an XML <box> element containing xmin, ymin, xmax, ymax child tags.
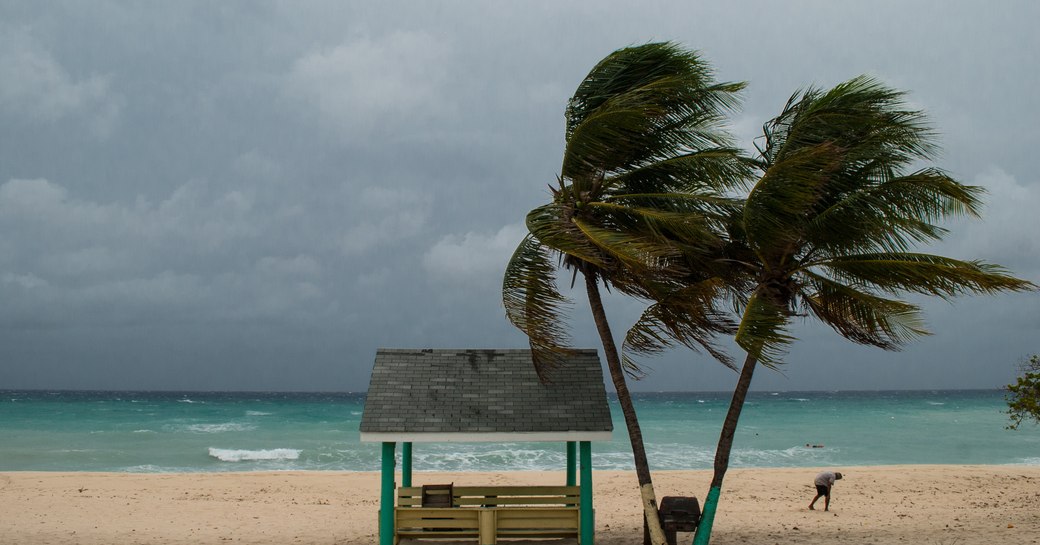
<box><xmin>360</xmin><ymin>348</ymin><xmax>613</xmax><ymax>545</ymax></box>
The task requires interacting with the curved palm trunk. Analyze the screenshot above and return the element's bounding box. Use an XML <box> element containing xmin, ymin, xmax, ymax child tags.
<box><xmin>584</xmin><ymin>273</ymin><xmax>668</xmax><ymax>545</ymax></box>
<box><xmin>692</xmin><ymin>352</ymin><xmax>759</xmax><ymax>545</ymax></box>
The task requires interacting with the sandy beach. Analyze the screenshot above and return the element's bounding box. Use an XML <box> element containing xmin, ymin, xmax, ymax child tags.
<box><xmin>2</xmin><ymin>465</ymin><xmax>1038</xmax><ymax>545</ymax></box>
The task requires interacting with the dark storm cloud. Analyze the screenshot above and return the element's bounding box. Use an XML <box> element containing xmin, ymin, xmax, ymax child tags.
<box><xmin>1</xmin><ymin>1</ymin><xmax>1037</xmax><ymax>391</ymax></box>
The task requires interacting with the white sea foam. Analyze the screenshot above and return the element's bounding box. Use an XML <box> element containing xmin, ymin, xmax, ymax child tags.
<box><xmin>246</xmin><ymin>411</ymin><xmax>272</xmax><ymax>416</ymax></box>
<box><xmin>178</xmin><ymin>398</ymin><xmax>198</xmax><ymax>403</ymax></box>
<box><xmin>123</xmin><ymin>465</ymin><xmax>168</xmax><ymax>473</ymax></box>
<box><xmin>208</xmin><ymin>448</ymin><xmax>301</xmax><ymax>462</ymax></box>
<box><xmin>412</xmin><ymin>447</ymin><xmax>563</xmax><ymax>472</ymax></box>
<box><xmin>122</xmin><ymin>464</ymin><xmax>205</xmax><ymax>473</ymax></box>
<box><xmin>185</xmin><ymin>423</ymin><xmax>255</xmax><ymax>433</ymax></box>
<box><xmin>132</xmin><ymin>429</ymin><xmax>155</xmax><ymax>433</ymax></box>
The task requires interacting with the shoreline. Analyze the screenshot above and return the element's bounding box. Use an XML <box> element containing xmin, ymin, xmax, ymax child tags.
<box><xmin>4</xmin><ymin>459</ymin><xmax>1040</xmax><ymax>474</ymax></box>
<box><xmin>3</xmin><ymin>464</ymin><xmax>1038</xmax><ymax>544</ymax></box>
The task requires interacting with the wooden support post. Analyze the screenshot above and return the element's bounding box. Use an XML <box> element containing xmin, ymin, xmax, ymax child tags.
<box><xmin>401</xmin><ymin>442</ymin><xmax>413</xmax><ymax>487</ymax></box>
<box><xmin>566</xmin><ymin>441</ymin><xmax>577</xmax><ymax>486</ymax></box>
<box><xmin>579</xmin><ymin>441</ymin><xmax>594</xmax><ymax>544</ymax></box>
<box><xmin>380</xmin><ymin>442</ymin><xmax>396</xmax><ymax>545</ymax></box>
<box><xmin>479</xmin><ymin>509</ymin><xmax>496</xmax><ymax>545</ymax></box>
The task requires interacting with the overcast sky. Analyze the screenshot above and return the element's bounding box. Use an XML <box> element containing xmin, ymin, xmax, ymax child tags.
<box><xmin>1</xmin><ymin>1</ymin><xmax>1037</xmax><ymax>392</ymax></box>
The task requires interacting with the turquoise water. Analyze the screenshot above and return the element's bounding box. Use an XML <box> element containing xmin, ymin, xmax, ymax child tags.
<box><xmin>0</xmin><ymin>390</ymin><xmax>1036</xmax><ymax>472</ymax></box>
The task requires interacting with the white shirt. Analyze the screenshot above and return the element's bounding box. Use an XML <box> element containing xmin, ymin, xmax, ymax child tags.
<box><xmin>815</xmin><ymin>471</ymin><xmax>838</xmax><ymax>487</ymax></box>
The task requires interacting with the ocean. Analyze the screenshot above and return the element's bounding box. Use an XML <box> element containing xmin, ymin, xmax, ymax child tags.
<box><xmin>1</xmin><ymin>390</ymin><xmax>1036</xmax><ymax>472</ymax></box>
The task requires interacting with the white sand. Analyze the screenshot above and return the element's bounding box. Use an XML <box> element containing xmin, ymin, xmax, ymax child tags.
<box><xmin>2</xmin><ymin>465</ymin><xmax>1038</xmax><ymax>544</ymax></box>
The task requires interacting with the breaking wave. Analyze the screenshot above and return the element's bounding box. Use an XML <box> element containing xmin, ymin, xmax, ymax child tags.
<box><xmin>184</xmin><ymin>423</ymin><xmax>255</xmax><ymax>433</ymax></box>
<box><xmin>208</xmin><ymin>448</ymin><xmax>301</xmax><ymax>462</ymax></box>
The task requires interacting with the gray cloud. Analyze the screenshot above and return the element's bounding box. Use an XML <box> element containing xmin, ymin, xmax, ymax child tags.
<box><xmin>0</xmin><ymin>1</ymin><xmax>1037</xmax><ymax>391</ymax></box>
<box><xmin>0</xmin><ymin>27</ymin><xmax>110</xmax><ymax>119</ymax></box>
<box><xmin>424</xmin><ymin>223</ymin><xmax>527</xmax><ymax>283</ymax></box>
<box><xmin>339</xmin><ymin>187</ymin><xmax>432</xmax><ymax>256</ymax></box>
<box><xmin>285</xmin><ymin>30</ymin><xmax>454</xmax><ymax>137</ymax></box>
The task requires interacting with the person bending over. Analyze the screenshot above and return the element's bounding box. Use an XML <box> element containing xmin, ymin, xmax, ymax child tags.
<box><xmin>809</xmin><ymin>471</ymin><xmax>843</xmax><ymax>511</ymax></box>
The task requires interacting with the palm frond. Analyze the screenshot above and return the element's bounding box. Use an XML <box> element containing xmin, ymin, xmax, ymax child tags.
<box><xmin>605</xmin><ymin>148</ymin><xmax>753</xmax><ymax>196</ymax></box>
<box><xmin>605</xmin><ymin>192</ymin><xmax>745</xmax><ymax>244</ymax></box>
<box><xmin>563</xmin><ymin>42</ymin><xmax>745</xmax><ymax>190</ymax></box>
<box><xmin>605</xmin><ymin>192</ymin><xmax>743</xmax><ymax>216</ymax></box>
<box><xmin>733</xmin><ymin>291</ymin><xmax>794</xmax><ymax>368</ymax></box>
<box><xmin>761</xmin><ymin>76</ymin><xmax>935</xmax><ymax>169</ymax></box>
<box><xmin>820</xmin><ymin>253</ymin><xmax>1038</xmax><ymax>299</ymax></box>
<box><xmin>563</xmin><ymin>106</ymin><xmax>675</xmax><ymax>185</ymax></box>
<box><xmin>622</xmin><ymin>278</ymin><xmax>738</xmax><ymax>376</ymax></box>
<box><xmin>742</xmin><ymin>141</ymin><xmax>843</xmax><ymax>253</ymax></box>
<box><xmin>571</xmin><ymin>217</ymin><xmax>686</xmax><ymax>274</ymax></box>
<box><xmin>502</xmin><ymin>234</ymin><xmax>576</xmax><ymax>381</ymax></box>
<box><xmin>798</xmin><ymin>270</ymin><xmax>929</xmax><ymax>349</ymax></box>
<box><xmin>806</xmin><ymin>169</ymin><xmax>984</xmax><ymax>254</ymax></box>
<box><xmin>746</xmin><ymin>75</ymin><xmax>946</xmax><ymax>258</ymax></box>
<box><xmin>583</xmin><ymin>201</ymin><xmax>719</xmax><ymax>250</ymax></box>
<box><xmin>566</xmin><ymin>42</ymin><xmax>743</xmax><ymax>139</ymax></box>
<box><xmin>525</xmin><ymin>203</ymin><xmax>609</xmax><ymax>269</ymax></box>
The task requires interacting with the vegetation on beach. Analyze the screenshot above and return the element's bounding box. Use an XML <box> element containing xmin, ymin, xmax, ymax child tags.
<box><xmin>504</xmin><ymin>42</ymin><xmax>1037</xmax><ymax>545</ymax></box>
<box><xmin>669</xmin><ymin>77</ymin><xmax>1037</xmax><ymax>544</ymax></box>
<box><xmin>501</xmin><ymin>42</ymin><xmax>746</xmax><ymax>544</ymax></box>
<box><xmin>1006</xmin><ymin>354</ymin><xmax>1040</xmax><ymax>429</ymax></box>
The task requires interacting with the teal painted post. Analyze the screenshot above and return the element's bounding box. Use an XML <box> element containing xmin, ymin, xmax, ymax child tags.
<box><xmin>380</xmin><ymin>442</ymin><xmax>396</xmax><ymax>545</ymax></box>
<box><xmin>691</xmin><ymin>486</ymin><xmax>721</xmax><ymax>545</ymax></box>
<box><xmin>402</xmin><ymin>442</ymin><xmax>413</xmax><ymax>487</ymax></box>
<box><xmin>566</xmin><ymin>441</ymin><xmax>576</xmax><ymax>486</ymax></box>
<box><xmin>579</xmin><ymin>441</ymin><xmax>593</xmax><ymax>544</ymax></box>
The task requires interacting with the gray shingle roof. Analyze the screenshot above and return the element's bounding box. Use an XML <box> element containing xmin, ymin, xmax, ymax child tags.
<box><xmin>359</xmin><ymin>348</ymin><xmax>613</xmax><ymax>438</ymax></box>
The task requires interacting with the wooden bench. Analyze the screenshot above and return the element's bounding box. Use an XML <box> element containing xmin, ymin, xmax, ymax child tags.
<box><xmin>394</xmin><ymin>485</ymin><xmax>582</xmax><ymax>544</ymax></box>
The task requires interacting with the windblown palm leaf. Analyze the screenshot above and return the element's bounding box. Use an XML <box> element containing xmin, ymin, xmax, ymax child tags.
<box><xmin>622</xmin><ymin>277</ymin><xmax>738</xmax><ymax>375</ymax></box>
<box><xmin>799</xmin><ymin>270</ymin><xmax>927</xmax><ymax>349</ymax></box>
<box><xmin>502</xmin><ymin>234</ymin><xmax>575</xmax><ymax>378</ymax></box>
<box><xmin>817</xmin><ymin>253</ymin><xmax>1026</xmax><ymax>298</ymax></box>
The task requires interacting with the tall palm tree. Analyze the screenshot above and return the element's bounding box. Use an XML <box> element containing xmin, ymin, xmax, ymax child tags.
<box><xmin>623</xmin><ymin>75</ymin><xmax>1037</xmax><ymax>545</ymax></box>
<box><xmin>502</xmin><ymin>42</ymin><xmax>747</xmax><ymax>544</ymax></box>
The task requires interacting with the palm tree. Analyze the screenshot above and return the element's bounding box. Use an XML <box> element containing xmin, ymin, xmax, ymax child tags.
<box><xmin>623</xmin><ymin>75</ymin><xmax>1037</xmax><ymax>545</ymax></box>
<box><xmin>502</xmin><ymin>42</ymin><xmax>747</xmax><ymax>544</ymax></box>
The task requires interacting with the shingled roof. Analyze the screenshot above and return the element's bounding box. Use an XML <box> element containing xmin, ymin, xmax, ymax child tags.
<box><xmin>359</xmin><ymin>348</ymin><xmax>613</xmax><ymax>442</ymax></box>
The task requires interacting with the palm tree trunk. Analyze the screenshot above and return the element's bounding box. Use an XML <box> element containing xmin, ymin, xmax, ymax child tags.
<box><xmin>692</xmin><ymin>351</ymin><xmax>758</xmax><ymax>545</ymax></box>
<box><xmin>584</xmin><ymin>272</ymin><xmax>668</xmax><ymax>545</ymax></box>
